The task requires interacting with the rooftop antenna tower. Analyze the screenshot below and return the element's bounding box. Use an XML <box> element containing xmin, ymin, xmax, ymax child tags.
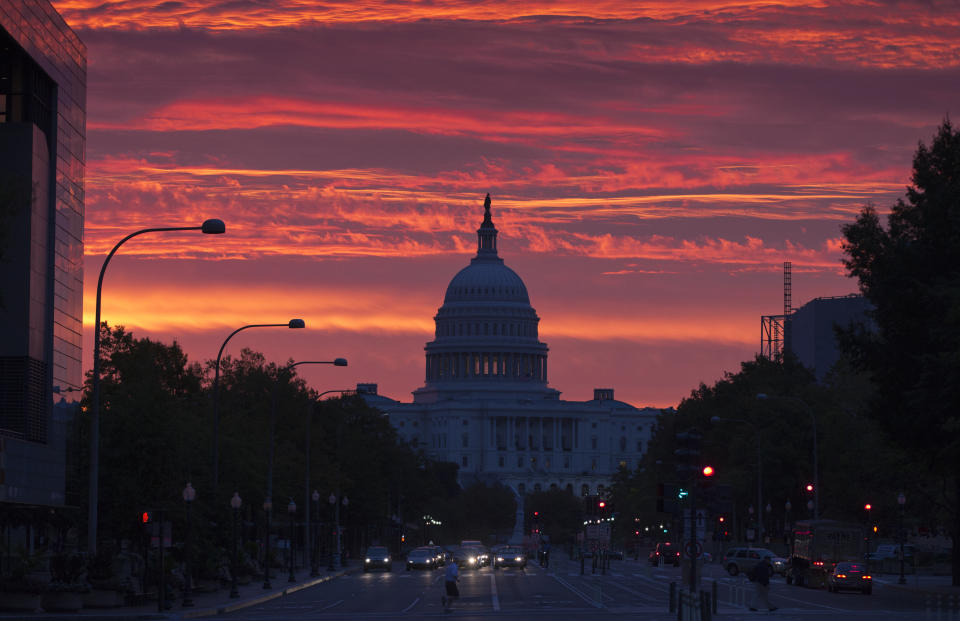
<box><xmin>760</xmin><ymin>261</ymin><xmax>792</xmax><ymax>360</ymax></box>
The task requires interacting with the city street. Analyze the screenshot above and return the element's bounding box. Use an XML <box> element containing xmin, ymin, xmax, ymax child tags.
<box><xmin>220</xmin><ymin>555</ymin><xmax>946</xmax><ymax>621</ymax></box>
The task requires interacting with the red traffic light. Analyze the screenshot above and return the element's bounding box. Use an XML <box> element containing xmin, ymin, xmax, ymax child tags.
<box><xmin>805</xmin><ymin>484</ymin><xmax>814</xmax><ymax>493</ymax></box>
<box><xmin>702</xmin><ymin>465</ymin><xmax>714</xmax><ymax>477</ymax></box>
<box><xmin>141</xmin><ymin>511</ymin><xmax>151</xmax><ymax>524</ymax></box>
<box><xmin>598</xmin><ymin>501</ymin><xmax>606</xmax><ymax>508</ymax></box>
<box><xmin>533</xmin><ymin>511</ymin><xmax>539</xmax><ymax>518</ymax></box>
<box><xmin>864</xmin><ymin>503</ymin><xmax>872</xmax><ymax>511</ymax></box>
<box><xmin>718</xmin><ymin>516</ymin><xmax>725</xmax><ymax>523</ymax></box>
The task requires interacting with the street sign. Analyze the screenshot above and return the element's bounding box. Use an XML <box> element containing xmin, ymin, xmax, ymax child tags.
<box><xmin>684</xmin><ymin>540</ymin><xmax>703</xmax><ymax>559</ymax></box>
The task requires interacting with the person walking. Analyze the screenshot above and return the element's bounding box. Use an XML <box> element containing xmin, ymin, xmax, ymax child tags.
<box><xmin>748</xmin><ymin>556</ymin><xmax>777</xmax><ymax>612</ymax></box>
<box><xmin>441</xmin><ymin>560</ymin><xmax>459</xmax><ymax>612</ymax></box>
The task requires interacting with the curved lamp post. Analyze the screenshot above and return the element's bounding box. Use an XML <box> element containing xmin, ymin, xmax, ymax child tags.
<box><xmin>301</xmin><ymin>384</ymin><xmax>350</xmax><ymax>577</ymax></box>
<box><xmin>263</xmin><ymin>497</ymin><xmax>273</xmax><ymax>589</ymax></box>
<box><xmin>266</xmin><ymin>362</ymin><xmax>347</xmax><ymax>583</ymax></box>
<box><xmin>230</xmin><ymin>492</ymin><xmax>242</xmax><ymax>598</ymax></box>
<box><xmin>182</xmin><ymin>482</ymin><xmax>196</xmax><ymax>608</ymax></box>
<box><xmin>287</xmin><ymin>499</ymin><xmax>297</xmax><ymax>583</ymax></box>
<box><xmin>711</xmin><ymin>415</ymin><xmax>763</xmax><ymax>540</ymax></box>
<box><xmin>212</xmin><ymin>319</ymin><xmax>305</xmax><ymax>490</ymax></box>
<box><xmin>328</xmin><ymin>493</ymin><xmax>348</xmax><ymax>570</ymax></box>
<box><xmin>757</xmin><ymin>393</ymin><xmax>818</xmax><ymax>519</ymax></box>
<box><xmin>88</xmin><ymin>218</ymin><xmax>225</xmax><ymax>555</ymax></box>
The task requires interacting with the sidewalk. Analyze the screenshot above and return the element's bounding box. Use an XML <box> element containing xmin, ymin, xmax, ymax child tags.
<box><xmin>0</xmin><ymin>564</ymin><xmax>357</xmax><ymax>621</ymax></box>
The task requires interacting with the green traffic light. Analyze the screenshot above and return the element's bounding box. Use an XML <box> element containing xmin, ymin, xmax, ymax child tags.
<box><xmin>677</xmin><ymin>488</ymin><xmax>688</xmax><ymax>499</ymax></box>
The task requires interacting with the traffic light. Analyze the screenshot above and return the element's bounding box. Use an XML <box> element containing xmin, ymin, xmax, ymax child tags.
<box><xmin>805</xmin><ymin>483</ymin><xmax>814</xmax><ymax>493</ymax></box>
<box><xmin>675</xmin><ymin>430</ymin><xmax>703</xmax><ymax>477</ymax></box>
<box><xmin>702</xmin><ymin>465</ymin><xmax>714</xmax><ymax>477</ymax></box>
<box><xmin>141</xmin><ymin>511</ymin><xmax>152</xmax><ymax>524</ymax></box>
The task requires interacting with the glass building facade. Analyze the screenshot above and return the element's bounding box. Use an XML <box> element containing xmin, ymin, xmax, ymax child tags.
<box><xmin>0</xmin><ymin>0</ymin><xmax>85</xmax><ymax>507</ymax></box>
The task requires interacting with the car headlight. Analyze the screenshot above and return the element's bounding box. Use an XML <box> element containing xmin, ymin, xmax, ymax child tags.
<box><xmin>496</xmin><ymin>557</ymin><xmax>504</xmax><ymax>562</ymax></box>
<box><xmin>515</xmin><ymin>557</ymin><xmax>522</xmax><ymax>562</ymax></box>
<box><xmin>469</xmin><ymin>557</ymin><xmax>476</xmax><ymax>564</ymax></box>
<box><xmin>385</xmin><ymin>557</ymin><xmax>391</xmax><ymax>562</ymax></box>
<box><xmin>365</xmin><ymin>558</ymin><xmax>371</xmax><ymax>563</ymax></box>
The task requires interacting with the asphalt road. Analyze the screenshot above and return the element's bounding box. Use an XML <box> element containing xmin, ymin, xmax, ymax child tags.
<box><xmin>222</xmin><ymin>557</ymin><xmax>944</xmax><ymax>620</ymax></box>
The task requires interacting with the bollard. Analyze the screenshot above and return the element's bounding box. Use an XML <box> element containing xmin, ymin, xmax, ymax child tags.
<box><xmin>669</xmin><ymin>581</ymin><xmax>677</xmax><ymax>613</ymax></box>
<box><xmin>700</xmin><ymin>590</ymin><xmax>711</xmax><ymax>621</ymax></box>
<box><xmin>712</xmin><ymin>580</ymin><xmax>718</xmax><ymax>614</ymax></box>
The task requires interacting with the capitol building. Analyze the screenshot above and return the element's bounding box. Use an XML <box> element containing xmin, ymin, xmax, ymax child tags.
<box><xmin>360</xmin><ymin>195</ymin><xmax>664</xmax><ymax>496</ymax></box>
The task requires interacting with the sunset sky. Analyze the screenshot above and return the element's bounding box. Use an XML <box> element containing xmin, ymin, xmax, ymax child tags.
<box><xmin>61</xmin><ymin>0</ymin><xmax>960</xmax><ymax>407</ymax></box>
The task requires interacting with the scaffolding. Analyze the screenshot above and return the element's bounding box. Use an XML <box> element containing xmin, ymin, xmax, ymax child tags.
<box><xmin>759</xmin><ymin>262</ymin><xmax>793</xmax><ymax>360</ymax></box>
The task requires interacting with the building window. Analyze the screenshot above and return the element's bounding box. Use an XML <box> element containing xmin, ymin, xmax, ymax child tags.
<box><xmin>636</xmin><ymin>440</ymin><xmax>643</xmax><ymax>452</ymax></box>
<box><xmin>517</xmin><ymin>456</ymin><xmax>523</xmax><ymax>467</ymax></box>
<box><xmin>619</xmin><ymin>436</ymin><xmax>627</xmax><ymax>451</ymax></box>
<box><xmin>462</xmin><ymin>433</ymin><xmax>469</xmax><ymax>448</ymax></box>
<box><xmin>563</xmin><ymin>456</ymin><xmax>570</xmax><ymax>468</ymax></box>
<box><xmin>518</xmin><ymin>483</ymin><xmax>526</xmax><ymax>494</ymax></box>
<box><xmin>591</xmin><ymin>459</ymin><xmax>597</xmax><ymax>470</ymax></box>
<box><xmin>545</xmin><ymin>458</ymin><xmax>551</xmax><ymax>469</ymax></box>
<box><xmin>619</xmin><ymin>460</ymin><xmax>627</xmax><ymax>468</ymax></box>
<box><xmin>462</xmin><ymin>455</ymin><xmax>469</xmax><ymax>467</ymax></box>
<box><xmin>581</xmin><ymin>484</ymin><xmax>590</xmax><ymax>496</ymax></box>
<box><xmin>498</xmin><ymin>455</ymin><xmax>504</xmax><ymax>467</ymax></box>
<box><xmin>591</xmin><ymin>437</ymin><xmax>597</xmax><ymax>450</ymax></box>
<box><xmin>534</xmin><ymin>483</ymin><xmax>542</xmax><ymax>492</ymax></box>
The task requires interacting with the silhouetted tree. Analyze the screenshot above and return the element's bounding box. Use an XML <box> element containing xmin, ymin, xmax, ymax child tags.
<box><xmin>840</xmin><ymin>119</ymin><xmax>960</xmax><ymax>584</ymax></box>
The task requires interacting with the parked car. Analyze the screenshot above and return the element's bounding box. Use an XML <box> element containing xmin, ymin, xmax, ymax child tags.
<box><xmin>364</xmin><ymin>546</ymin><xmax>392</xmax><ymax>572</ymax></box>
<box><xmin>721</xmin><ymin>547</ymin><xmax>787</xmax><ymax>576</ymax></box>
<box><xmin>406</xmin><ymin>547</ymin><xmax>437</xmax><ymax>571</ymax></box>
<box><xmin>866</xmin><ymin>544</ymin><xmax>914</xmax><ymax>561</ymax></box>
<box><xmin>827</xmin><ymin>561</ymin><xmax>872</xmax><ymax>594</ymax></box>
<box><xmin>493</xmin><ymin>546</ymin><xmax>527</xmax><ymax>569</ymax></box>
<box><xmin>648</xmin><ymin>542</ymin><xmax>680</xmax><ymax>566</ymax></box>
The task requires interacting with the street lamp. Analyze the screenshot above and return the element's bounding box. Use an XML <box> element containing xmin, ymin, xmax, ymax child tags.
<box><xmin>88</xmin><ymin>218</ymin><xmax>225</xmax><ymax>555</ymax></box>
<box><xmin>230</xmin><ymin>492</ymin><xmax>242</xmax><ymax>598</ymax></box>
<box><xmin>182</xmin><ymin>483</ymin><xmax>196</xmax><ymax>608</ymax></box>
<box><xmin>288</xmin><ymin>499</ymin><xmax>297</xmax><ymax>583</ymax></box>
<box><xmin>898</xmin><ymin>492</ymin><xmax>907</xmax><ymax>584</ymax></box>
<box><xmin>213</xmin><ymin>319</ymin><xmax>306</xmax><ymax>490</ymax></box>
<box><xmin>757</xmin><ymin>393</ymin><xmax>818</xmax><ymax>519</ymax></box>
<box><xmin>263</xmin><ymin>498</ymin><xmax>273</xmax><ymax>589</ymax></box>
<box><xmin>311</xmin><ymin>490</ymin><xmax>321</xmax><ymax>576</ymax></box>
<box><xmin>328</xmin><ymin>493</ymin><xmax>338</xmax><ymax>571</ymax></box>
<box><xmin>302</xmin><ymin>385</ymin><xmax>351</xmax><ymax>576</ymax></box>
<box><xmin>711</xmin><ymin>416</ymin><xmax>763</xmax><ymax>540</ymax></box>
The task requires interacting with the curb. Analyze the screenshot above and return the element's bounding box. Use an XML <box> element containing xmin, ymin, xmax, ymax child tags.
<box><xmin>182</xmin><ymin>568</ymin><xmax>355</xmax><ymax>618</ymax></box>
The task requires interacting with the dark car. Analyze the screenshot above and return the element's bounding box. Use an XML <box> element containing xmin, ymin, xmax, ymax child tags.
<box><xmin>364</xmin><ymin>546</ymin><xmax>392</xmax><ymax>572</ymax></box>
<box><xmin>493</xmin><ymin>546</ymin><xmax>527</xmax><ymax>569</ymax></box>
<box><xmin>827</xmin><ymin>562</ymin><xmax>872</xmax><ymax>594</ymax></box>
<box><xmin>406</xmin><ymin>547</ymin><xmax>437</xmax><ymax>571</ymax></box>
<box><xmin>648</xmin><ymin>542</ymin><xmax>680</xmax><ymax>566</ymax></box>
<box><xmin>454</xmin><ymin>546</ymin><xmax>483</xmax><ymax>570</ymax></box>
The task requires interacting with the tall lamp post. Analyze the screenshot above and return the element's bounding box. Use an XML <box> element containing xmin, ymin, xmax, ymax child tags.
<box><xmin>88</xmin><ymin>218</ymin><xmax>225</xmax><ymax>555</ymax></box>
<box><xmin>311</xmin><ymin>490</ymin><xmax>321</xmax><ymax>576</ymax></box>
<box><xmin>757</xmin><ymin>393</ymin><xmax>818</xmax><ymax>519</ymax></box>
<box><xmin>711</xmin><ymin>416</ymin><xmax>763</xmax><ymax>540</ymax></box>
<box><xmin>269</xmin><ymin>366</ymin><xmax>348</xmax><ymax>582</ymax></box>
<box><xmin>898</xmin><ymin>492</ymin><xmax>907</xmax><ymax>584</ymax></box>
<box><xmin>213</xmin><ymin>319</ymin><xmax>306</xmax><ymax>491</ymax></box>
<box><xmin>263</xmin><ymin>498</ymin><xmax>273</xmax><ymax>589</ymax></box>
<box><xmin>230</xmin><ymin>492</ymin><xmax>242</xmax><ymax>598</ymax></box>
<box><xmin>288</xmin><ymin>499</ymin><xmax>297</xmax><ymax>583</ymax></box>
<box><xmin>329</xmin><ymin>493</ymin><xmax>348</xmax><ymax>569</ymax></box>
<box><xmin>182</xmin><ymin>483</ymin><xmax>196</xmax><ymax>608</ymax></box>
<box><xmin>302</xmin><ymin>384</ymin><xmax>350</xmax><ymax>575</ymax></box>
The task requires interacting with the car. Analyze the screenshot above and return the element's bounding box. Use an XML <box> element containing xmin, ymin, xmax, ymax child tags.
<box><xmin>406</xmin><ymin>547</ymin><xmax>437</xmax><ymax>570</ymax></box>
<box><xmin>494</xmin><ymin>546</ymin><xmax>527</xmax><ymax>569</ymax></box>
<box><xmin>364</xmin><ymin>546</ymin><xmax>392</xmax><ymax>572</ymax></box>
<box><xmin>648</xmin><ymin>542</ymin><xmax>680</xmax><ymax>566</ymax></box>
<box><xmin>827</xmin><ymin>561</ymin><xmax>872</xmax><ymax>594</ymax></box>
<box><xmin>866</xmin><ymin>544</ymin><xmax>914</xmax><ymax>561</ymax></box>
<box><xmin>426</xmin><ymin>545</ymin><xmax>446</xmax><ymax>566</ymax></box>
<box><xmin>454</xmin><ymin>546</ymin><xmax>483</xmax><ymax>569</ymax></box>
<box><xmin>721</xmin><ymin>547</ymin><xmax>787</xmax><ymax>576</ymax></box>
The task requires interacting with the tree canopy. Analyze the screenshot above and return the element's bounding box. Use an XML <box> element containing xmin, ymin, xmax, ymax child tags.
<box><xmin>840</xmin><ymin>119</ymin><xmax>960</xmax><ymax>582</ymax></box>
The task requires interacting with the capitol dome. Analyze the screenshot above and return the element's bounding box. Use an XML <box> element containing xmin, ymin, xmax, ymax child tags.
<box><xmin>415</xmin><ymin>195</ymin><xmax>553</xmax><ymax>401</ymax></box>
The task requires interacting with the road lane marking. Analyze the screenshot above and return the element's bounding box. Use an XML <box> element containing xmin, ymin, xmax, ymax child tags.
<box><xmin>551</xmin><ymin>573</ymin><xmax>603</xmax><ymax>608</ymax></box>
<box><xmin>322</xmin><ymin>599</ymin><xmax>343</xmax><ymax>609</ymax></box>
<box><xmin>401</xmin><ymin>597</ymin><xmax>420</xmax><ymax>613</ymax></box>
<box><xmin>490</xmin><ymin>573</ymin><xmax>500</xmax><ymax>611</ymax></box>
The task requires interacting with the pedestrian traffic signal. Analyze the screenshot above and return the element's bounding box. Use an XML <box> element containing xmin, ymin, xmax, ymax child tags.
<box><xmin>598</xmin><ymin>501</ymin><xmax>606</xmax><ymax>509</ymax></box>
<box><xmin>533</xmin><ymin>511</ymin><xmax>539</xmax><ymax>518</ymax></box>
<box><xmin>141</xmin><ymin>511</ymin><xmax>152</xmax><ymax>524</ymax></box>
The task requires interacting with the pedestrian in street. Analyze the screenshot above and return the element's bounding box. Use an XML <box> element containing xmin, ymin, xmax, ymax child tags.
<box><xmin>748</xmin><ymin>556</ymin><xmax>777</xmax><ymax>612</ymax></box>
<box><xmin>441</xmin><ymin>560</ymin><xmax>459</xmax><ymax>612</ymax></box>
